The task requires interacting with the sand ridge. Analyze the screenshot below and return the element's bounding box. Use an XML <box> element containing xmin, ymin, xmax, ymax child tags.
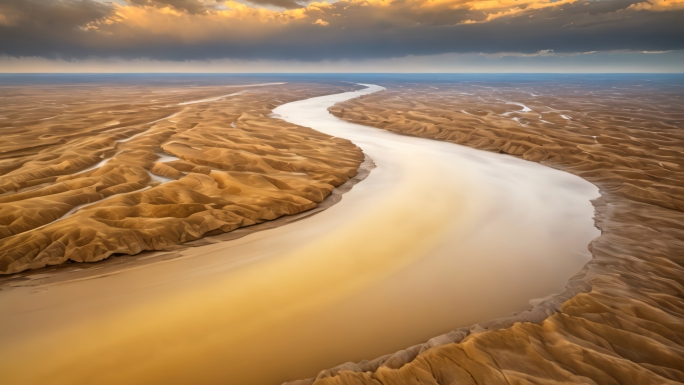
<box><xmin>0</xmin><ymin>83</ymin><xmax>601</xmax><ymax>385</ymax></box>
<box><xmin>2</xmin><ymin>78</ymin><xmax>681</xmax><ymax>384</ymax></box>
<box><xmin>0</xmin><ymin>154</ymin><xmax>376</xmax><ymax>290</ymax></box>
<box><xmin>302</xmin><ymin>78</ymin><xmax>684</xmax><ymax>384</ymax></box>
<box><xmin>0</xmin><ymin>81</ymin><xmax>364</xmax><ymax>274</ymax></box>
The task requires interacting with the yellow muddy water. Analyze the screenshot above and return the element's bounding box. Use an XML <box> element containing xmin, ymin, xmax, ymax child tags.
<box><xmin>0</xmin><ymin>85</ymin><xmax>599</xmax><ymax>385</ymax></box>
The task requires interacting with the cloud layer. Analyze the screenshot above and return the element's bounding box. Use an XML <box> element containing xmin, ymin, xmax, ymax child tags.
<box><xmin>0</xmin><ymin>0</ymin><xmax>682</xmax><ymax>63</ymax></box>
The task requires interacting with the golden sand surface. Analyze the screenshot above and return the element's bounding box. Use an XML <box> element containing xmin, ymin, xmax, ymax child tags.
<box><xmin>0</xmin><ymin>84</ymin><xmax>599</xmax><ymax>385</ymax></box>
<box><xmin>305</xmin><ymin>80</ymin><xmax>684</xmax><ymax>384</ymax></box>
<box><xmin>0</xmin><ymin>81</ymin><xmax>362</xmax><ymax>274</ymax></box>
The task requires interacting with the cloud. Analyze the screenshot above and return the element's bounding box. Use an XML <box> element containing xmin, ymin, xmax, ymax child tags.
<box><xmin>126</xmin><ymin>0</ymin><xmax>213</xmax><ymax>14</ymax></box>
<box><xmin>0</xmin><ymin>0</ymin><xmax>112</xmax><ymax>56</ymax></box>
<box><xmin>245</xmin><ymin>0</ymin><xmax>307</xmax><ymax>9</ymax></box>
<box><xmin>629</xmin><ymin>0</ymin><xmax>684</xmax><ymax>10</ymax></box>
<box><xmin>0</xmin><ymin>0</ymin><xmax>682</xmax><ymax>62</ymax></box>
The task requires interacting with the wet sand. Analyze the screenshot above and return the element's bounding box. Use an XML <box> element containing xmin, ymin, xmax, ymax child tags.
<box><xmin>0</xmin><ymin>84</ymin><xmax>599</xmax><ymax>385</ymax></box>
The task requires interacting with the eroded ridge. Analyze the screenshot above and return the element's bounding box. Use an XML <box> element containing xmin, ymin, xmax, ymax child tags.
<box><xmin>0</xmin><ymin>82</ymin><xmax>363</xmax><ymax>274</ymax></box>
<box><xmin>303</xmin><ymin>78</ymin><xmax>684</xmax><ymax>384</ymax></box>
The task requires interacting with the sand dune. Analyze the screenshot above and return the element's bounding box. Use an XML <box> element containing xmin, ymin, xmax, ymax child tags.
<box><xmin>309</xmin><ymin>79</ymin><xmax>684</xmax><ymax>384</ymax></box>
<box><xmin>0</xmin><ymin>82</ymin><xmax>363</xmax><ymax>274</ymax></box>
<box><xmin>0</xmin><ymin>83</ymin><xmax>600</xmax><ymax>385</ymax></box>
<box><xmin>1</xmin><ymin>78</ymin><xmax>681</xmax><ymax>385</ymax></box>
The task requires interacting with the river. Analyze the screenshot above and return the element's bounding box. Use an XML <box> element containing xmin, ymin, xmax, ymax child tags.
<box><xmin>0</xmin><ymin>84</ymin><xmax>599</xmax><ymax>385</ymax></box>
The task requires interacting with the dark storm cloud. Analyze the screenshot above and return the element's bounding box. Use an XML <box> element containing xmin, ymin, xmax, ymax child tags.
<box><xmin>0</xmin><ymin>0</ymin><xmax>112</xmax><ymax>57</ymax></box>
<box><xmin>127</xmin><ymin>0</ymin><xmax>212</xmax><ymax>14</ymax></box>
<box><xmin>130</xmin><ymin>0</ymin><xmax>307</xmax><ymax>10</ymax></box>
<box><xmin>245</xmin><ymin>0</ymin><xmax>306</xmax><ymax>9</ymax></box>
<box><xmin>0</xmin><ymin>0</ymin><xmax>683</xmax><ymax>61</ymax></box>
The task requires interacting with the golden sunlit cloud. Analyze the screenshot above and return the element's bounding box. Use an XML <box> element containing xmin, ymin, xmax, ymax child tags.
<box><xmin>0</xmin><ymin>0</ymin><xmax>681</xmax><ymax>67</ymax></box>
<box><xmin>83</xmin><ymin>0</ymin><xmax>579</xmax><ymax>38</ymax></box>
<box><xmin>459</xmin><ymin>0</ymin><xmax>577</xmax><ymax>23</ymax></box>
<box><xmin>629</xmin><ymin>0</ymin><xmax>684</xmax><ymax>10</ymax></box>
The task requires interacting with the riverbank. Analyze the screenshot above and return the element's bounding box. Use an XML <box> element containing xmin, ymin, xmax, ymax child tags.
<box><xmin>0</xmin><ymin>81</ymin><xmax>363</xmax><ymax>274</ymax></box>
<box><xmin>311</xmin><ymin>78</ymin><xmax>684</xmax><ymax>384</ymax></box>
<box><xmin>0</xmin><ymin>83</ymin><xmax>599</xmax><ymax>385</ymax></box>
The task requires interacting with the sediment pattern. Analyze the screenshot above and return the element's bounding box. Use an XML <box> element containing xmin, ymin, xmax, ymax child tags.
<box><xmin>311</xmin><ymin>79</ymin><xmax>684</xmax><ymax>384</ymax></box>
<box><xmin>0</xmin><ymin>82</ymin><xmax>363</xmax><ymax>274</ymax></box>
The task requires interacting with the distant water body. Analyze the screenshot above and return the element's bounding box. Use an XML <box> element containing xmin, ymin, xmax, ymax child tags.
<box><xmin>1</xmin><ymin>73</ymin><xmax>683</xmax><ymax>87</ymax></box>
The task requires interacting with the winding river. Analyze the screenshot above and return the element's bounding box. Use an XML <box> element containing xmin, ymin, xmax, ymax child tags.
<box><xmin>0</xmin><ymin>84</ymin><xmax>599</xmax><ymax>385</ymax></box>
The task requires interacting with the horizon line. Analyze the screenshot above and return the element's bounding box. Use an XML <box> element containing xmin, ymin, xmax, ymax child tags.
<box><xmin>1</xmin><ymin>72</ymin><xmax>684</xmax><ymax>75</ymax></box>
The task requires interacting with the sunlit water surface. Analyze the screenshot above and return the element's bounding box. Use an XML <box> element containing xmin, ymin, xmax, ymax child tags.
<box><xmin>0</xmin><ymin>84</ymin><xmax>599</xmax><ymax>385</ymax></box>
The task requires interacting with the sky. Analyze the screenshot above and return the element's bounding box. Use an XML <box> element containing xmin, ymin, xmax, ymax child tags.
<box><xmin>0</xmin><ymin>0</ymin><xmax>683</xmax><ymax>72</ymax></box>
